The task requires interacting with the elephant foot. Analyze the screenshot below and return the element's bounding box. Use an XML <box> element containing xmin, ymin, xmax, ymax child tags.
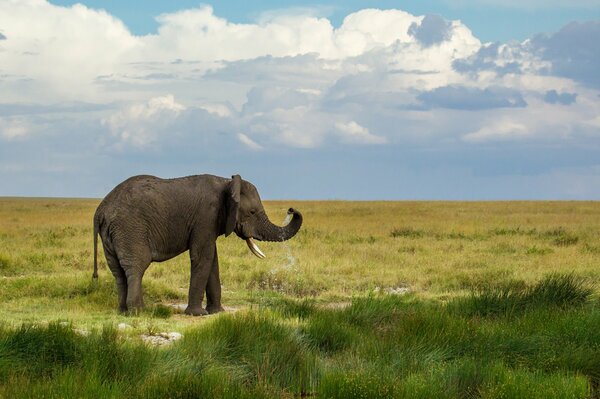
<box><xmin>118</xmin><ymin>305</ymin><xmax>128</xmax><ymax>314</ymax></box>
<box><xmin>206</xmin><ymin>305</ymin><xmax>225</xmax><ymax>315</ymax></box>
<box><xmin>184</xmin><ymin>306</ymin><xmax>208</xmax><ymax>316</ymax></box>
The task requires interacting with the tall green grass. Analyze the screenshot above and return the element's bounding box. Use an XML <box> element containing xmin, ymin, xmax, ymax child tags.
<box><xmin>454</xmin><ymin>274</ymin><xmax>592</xmax><ymax>317</ymax></box>
<box><xmin>1</xmin><ymin>277</ymin><xmax>599</xmax><ymax>398</ymax></box>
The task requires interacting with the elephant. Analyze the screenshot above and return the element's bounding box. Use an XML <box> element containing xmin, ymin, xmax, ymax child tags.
<box><xmin>92</xmin><ymin>174</ymin><xmax>302</xmax><ymax>315</ymax></box>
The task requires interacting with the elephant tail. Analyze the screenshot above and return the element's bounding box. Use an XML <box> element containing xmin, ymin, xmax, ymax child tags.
<box><xmin>93</xmin><ymin>212</ymin><xmax>100</xmax><ymax>281</ymax></box>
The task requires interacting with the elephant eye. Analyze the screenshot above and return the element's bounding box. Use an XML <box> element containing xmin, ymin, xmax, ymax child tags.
<box><xmin>250</xmin><ymin>209</ymin><xmax>256</xmax><ymax>215</ymax></box>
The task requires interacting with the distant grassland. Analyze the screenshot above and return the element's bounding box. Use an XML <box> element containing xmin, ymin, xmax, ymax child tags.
<box><xmin>1</xmin><ymin>199</ymin><xmax>600</xmax><ymax>398</ymax></box>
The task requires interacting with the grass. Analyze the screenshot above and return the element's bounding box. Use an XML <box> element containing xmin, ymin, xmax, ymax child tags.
<box><xmin>1</xmin><ymin>198</ymin><xmax>600</xmax><ymax>397</ymax></box>
<box><xmin>454</xmin><ymin>274</ymin><xmax>593</xmax><ymax>317</ymax></box>
<box><xmin>2</xmin><ymin>291</ymin><xmax>598</xmax><ymax>398</ymax></box>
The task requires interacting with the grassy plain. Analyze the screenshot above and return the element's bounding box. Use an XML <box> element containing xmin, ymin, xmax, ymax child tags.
<box><xmin>1</xmin><ymin>198</ymin><xmax>600</xmax><ymax>397</ymax></box>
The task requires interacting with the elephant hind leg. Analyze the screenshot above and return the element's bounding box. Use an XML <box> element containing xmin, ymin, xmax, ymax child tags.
<box><xmin>104</xmin><ymin>252</ymin><xmax>128</xmax><ymax>313</ymax></box>
<box><xmin>122</xmin><ymin>259</ymin><xmax>151</xmax><ymax>315</ymax></box>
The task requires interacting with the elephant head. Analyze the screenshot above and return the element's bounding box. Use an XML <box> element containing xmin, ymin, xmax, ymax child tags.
<box><xmin>224</xmin><ymin>175</ymin><xmax>302</xmax><ymax>258</ymax></box>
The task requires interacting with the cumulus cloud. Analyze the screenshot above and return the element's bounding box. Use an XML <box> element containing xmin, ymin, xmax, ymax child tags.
<box><xmin>102</xmin><ymin>95</ymin><xmax>185</xmax><ymax>149</ymax></box>
<box><xmin>237</xmin><ymin>133</ymin><xmax>263</xmax><ymax>150</ymax></box>
<box><xmin>1</xmin><ymin>2</ymin><xmax>600</xmax><ymax>198</ymax></box>
<box><xmin>462</xmin><ymin>121</ymin><xmax>530</xmax><ymax>142</ymax></box>
<box><xmin>334</xmin><ymin>121</ymin><xmax>387</xmax><ymax>144</ymax></box>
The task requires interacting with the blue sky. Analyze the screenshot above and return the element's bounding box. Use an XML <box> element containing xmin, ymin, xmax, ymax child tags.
<box><xmin>51</xmin><ymin>0</ymin><xmax>600</xmax><ymax>42</ymax></box>
<box><xmin>0</xmin><ymin>1</ymin><xmax>599</xmax><ymax>199</ymax></box>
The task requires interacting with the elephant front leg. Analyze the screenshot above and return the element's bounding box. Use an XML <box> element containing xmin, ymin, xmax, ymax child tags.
<box><xmin>206</xmin><ymin>246</ymin><xmax>224</xmax><ymax>314</ymax></box>
<box><xmin>185</xmin><ymin>242</ymin><xmax>215</xmax><ymax>316</ymax></box>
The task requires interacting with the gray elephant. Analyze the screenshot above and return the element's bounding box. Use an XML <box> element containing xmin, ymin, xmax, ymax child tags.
<box><xmin>92</xmin><ymin>174</ymin><xmax>302</xmax><ymax>315</ymax></box>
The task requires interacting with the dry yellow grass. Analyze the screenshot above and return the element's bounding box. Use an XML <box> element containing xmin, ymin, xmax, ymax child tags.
<box><xmin>1</xmin><ymin>198</ymin><xmax>599</xmax><ymax>330</ymax></box>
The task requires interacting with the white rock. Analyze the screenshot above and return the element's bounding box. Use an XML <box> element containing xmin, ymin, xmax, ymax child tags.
<box><xmin>117</xmin><ymin>323</ymin><xmax>132</xmax><ymax>330</ymax></box>
<box><xmin>384</xmin><ymin>287</ymin><xmax>411</xmax><ymax>295</ymax></box>
<box><xmin>166</xmin><ymin>332</ymin><xmax>183</xmax><ymax>341</ymax></box>
<box><xmin>74</xmin><ymin>328</ymin><xmax>90</xmax><ymax>337</ymax></box>
<box><xmin>140</xmin><ymin>331</ymin><xmax>183</xmax><ymax>346</ymax></box>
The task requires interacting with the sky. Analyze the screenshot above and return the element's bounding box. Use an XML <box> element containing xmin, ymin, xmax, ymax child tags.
<box><xmin>0</xmin><ymin>1</ymin><xmax>599</xmax><ymax>199</ymax></box>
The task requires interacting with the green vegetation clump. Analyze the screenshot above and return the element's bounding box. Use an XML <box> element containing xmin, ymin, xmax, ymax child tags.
<box><xmin>490</xmin><ymin>227</ymin><xmax>537</xmax><ymax>236</ymax></box>
<box><xmin>179</xmin><ymin>311</ymin><xmax>319</xmax><ymax>394</ymax></box>
<box><xmin>149</xmin><ymin>304</ymin><xmax>173</xmax><ymax>319</ymax></box>
<box><xmin>390</xmin><ymin>227</ymin><xmax>424</xmax><ymax>238</ymax></box>
<box><xmin>541</xmin><ymin>227</ymin><xmax>580</xmax><ymax>246</ymax></box>
<box><xmin>525</xmin><ymin>245</ymin><xmax>554</xmax><ymax>255</ymax></box>
<box><xmin>0</xmin><ymin>253</ymin><xmax>13</xmax><ymax>274</ymax></box>
<box><xmin>454</xmin><ymin>274</ymin><xmax>592</xmax><ymax>317</ymax></box>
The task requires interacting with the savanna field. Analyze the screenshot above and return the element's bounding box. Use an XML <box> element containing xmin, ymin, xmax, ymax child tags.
<box><xmin>1</xmin><ymin>198</ymin><xmax>600</xmax><ymax>398</ymax></box>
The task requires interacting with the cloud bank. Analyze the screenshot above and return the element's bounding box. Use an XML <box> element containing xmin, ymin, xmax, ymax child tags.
<box><xmin>0</xmin><ymin>1</ymin><xmax>599</xmax><ymax>198</ymax></box>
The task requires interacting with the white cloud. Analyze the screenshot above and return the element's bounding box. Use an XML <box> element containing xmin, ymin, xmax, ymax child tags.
<box><xmin>237</xmin><ymin>133</ymin><xmax>263</xmax><ymax>150</ymax></box>
<box><xmin>102</xmin><ymin>95</ymin><xmax>185</xmax><ymax>149</ymax></box>
<box><xmin>0</xmin><ymin>117</ymin><xmax>29</xmax><ymax>140</ymax></box>
<box><xmin>462</xmin><ymin>121</ymin><xmax>530</xmax><ymax>142</ymax></box>
<box><xmin>0</xmin><ymin>0</ymin><xmax>138</xmax><ymax>103</ymax></box>
<box><xmin>0</xmin><ymin>2</ymin><xmax>598</xmax><ymax>154</ymax></box>
<box><xmin>335</xmin><ymin>121</ymin><xmax>387</xmax><ymax>144</ymax></box>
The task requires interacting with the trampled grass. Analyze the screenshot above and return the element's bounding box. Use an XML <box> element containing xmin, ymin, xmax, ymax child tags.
<box><xmin>1</xmin><ymin>198</ymin><xmax>600</xmax><ymax>397</ymax></box>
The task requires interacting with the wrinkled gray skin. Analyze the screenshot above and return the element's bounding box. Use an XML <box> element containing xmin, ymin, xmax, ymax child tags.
<box><xmin>92</xmin><ymin>174</ymin><xmax>302</xmax><ymax>316</ymax></box>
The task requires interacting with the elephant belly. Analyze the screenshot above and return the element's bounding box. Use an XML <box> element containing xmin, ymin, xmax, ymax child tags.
<box><xmin>151</xmin><ymin>248</ymin><xmax>187</xmax><ymax>262</ymax></box>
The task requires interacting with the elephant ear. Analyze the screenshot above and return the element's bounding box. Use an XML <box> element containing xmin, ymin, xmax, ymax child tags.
<box><xmin>225</xmin><ymin>174</ymin><xmax>241</xmax><ymax>237</ymax></box>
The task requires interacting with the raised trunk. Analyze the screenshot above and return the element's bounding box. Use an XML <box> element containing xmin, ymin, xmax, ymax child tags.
<box><xmin>255</xmin><ymin>208</ymin><xmax>302</xmax><ymax>242</ymax></box>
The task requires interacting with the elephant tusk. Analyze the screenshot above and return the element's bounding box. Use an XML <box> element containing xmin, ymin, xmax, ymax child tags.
<box><xmin>246</xmin><ymin>238</ymin><xmax>266</xmax><ymax>259</ymax></box>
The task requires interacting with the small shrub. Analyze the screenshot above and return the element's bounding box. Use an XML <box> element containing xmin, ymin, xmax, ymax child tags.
<box><xmin>341</xmin><ymin>295</ymin><xmax>407</xmax><ymax>328</ymax></box>
<box><xmin>541</xmin><ymin>227</ymin><xmax>566</xmax><ymax>237</ymax></box>
<box><xmin>527</xmin><ymin>273</ymin><xmax>591</xmax><ymax>308</ymax></box>
<box><xmin>583</xmin><ymin>243</ymin><xmax>600</xmax><ymax>254</ymax></box>
<box><xmin>0</xmin><ymin>254</ymin><xmax>16</xmax><ymax>275</ymax></box>
<box><xmin>540</xmin><ymin>227</ymin><xmax>579</xmax><ymax>246</ymax></box>
<box><xmin>180</xmin><ymin>312</ymin><xmax>319</xmax><ymax>394</ymax></box>
<box><xmin>390</xmin><ymin>227</ymin><xmax>424</xmax><ymax>238</ymax></box>
<box><xmin>83</xmin><ymin>326</ymin><xmax>155</xmax><ymax>384</ymax></box>
<box><xmin>441</xmin><ymin>359</ymin><xmax>492</xmax><ymax>398</ymax></box>
<box><xmin>150</xmin><ymin>304</ymin><xmax>173</xmax><ymax>319</ymax></box>
<box><xmin>0</xmin><ymin>254</ymin><xmax>11</xmax><ymax>270</ymax></box>
<box><xmin>525</xmin><ymin>246</ymin><xmax>554</xmax><ymax>255</ymax></box>
<box><xmin>261</xmin><ymin>297</ymin><xmax>316</xmax><ymax>319</ymax></box>
<box><xmin>0</xmin><ymin>323</ymin><xmax>82</xmax><ymax>377</ymax></box>
<box><xmin>553</xmin><ymin>234</ymin><xmax>579</xmax><ymax>247</ymax></box>
<box><xmin>302</xmin><ymin>311</ymin><xmax>356</xmax><ymax>353</ymax></box>
<box><xmin>454</xmin><ymin>274</ymin><xmax>592</xmax><ymax>318</ymax></box>
<box><xmin>490</xmin><ymin>227</ymin><xmax>537</xmax><ymax>236</ymax></box>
